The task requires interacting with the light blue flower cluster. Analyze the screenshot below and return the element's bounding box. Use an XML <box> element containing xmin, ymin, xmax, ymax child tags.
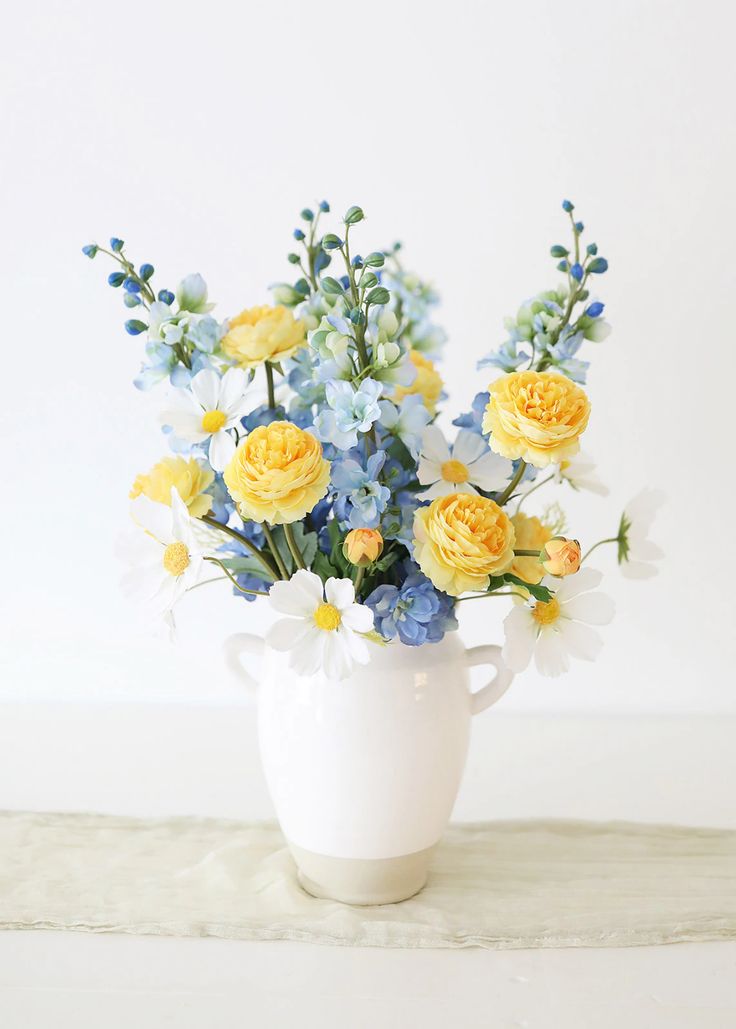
<box><xmin>365</xmin><ymin>570</ymin><xmax>458</xmax><ymax>646</ymax></box>
<box><xmin>477</xmin><ymin>200</ymin><xmax>610</xmax><ymax>385</ymax></box>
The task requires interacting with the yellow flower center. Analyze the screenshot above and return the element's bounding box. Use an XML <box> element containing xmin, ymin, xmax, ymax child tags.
<box><xmin>441</xmin><ymin>459</ymin><xmax>470</xmax><ymax>484</ymax></box>
<box><xmin>201</xmin><ymin>409</ymin><xmax>227</xmax><ymax>434</ymax></box>
<box><xmin>314</xmin><ymin>603</ymin><xmax>341</xmax><ymax>631</ymax></box>
<box><xmin>532</xmin><ymin>597</ymin><xmax>561</xmax><ymax>626</ymax></box>
<box><xmin>162</xmin><ymin>541</ymin><xmax>190</xmax><ymax>577</ymax></box>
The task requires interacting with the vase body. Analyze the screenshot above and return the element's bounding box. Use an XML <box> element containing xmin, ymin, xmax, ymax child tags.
<box><xmin>224</xmin><ymin>632</ymin><xmax>513</xmax><ymax>904</ymax></box>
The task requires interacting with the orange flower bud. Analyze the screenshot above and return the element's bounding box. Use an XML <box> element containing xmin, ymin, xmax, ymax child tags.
<box><xmin>342</xmin><ymin>528</ymin><xmax>384</xmax><ymax>567</ymax></box>
<box><xmin>541</xmin><ymin>537</ymin><xmax>582</xmax><ymax>577</ymax></box>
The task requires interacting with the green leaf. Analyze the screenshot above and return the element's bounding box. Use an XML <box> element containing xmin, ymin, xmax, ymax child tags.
<box><xmin>373</xmin><ymin>550</ymin><xmax>399</xmax><ymax>573</ymax></box>
<box><xmin>289</xmin><ymin>522</ymin><xmax>319</xmax><ymax>568</ymax></box>
<box><xmin>365</xmin><ymin>286</ymin><xmax>390</xmax><ymax>306</ymax></box>
<box><xmin>503</xmin><ymin>573</ymin><xmax>553</xmax><ymax>603</ymax></box>
<box><xmin>219</xmin><ymin>557</ymin><xmax>276</xmax><ymax>583</ymax></box>
<box><xmin>312</xmin><ymin>551</ymin><xmax>339</xmax><ymax>581</ymax></box>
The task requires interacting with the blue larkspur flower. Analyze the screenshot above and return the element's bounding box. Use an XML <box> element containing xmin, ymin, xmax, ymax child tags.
<box><xmin>453</xmin><ymin>391</ymin><xmax>489</xmax><ymax>435</ymax></box>
<box><xmin>366</xmin><ymin>572</ymin><xmax>458</xmax><ymax>646</ymax></box>
<box><xmin>313</xmin><ymin>378</ymin><xmax>382</xmax><ymax>449</ymax></box>
<box><xmin>331</xmin><ymin>449</ymin><xmax>391</xmax><ymax>530</ymax></box>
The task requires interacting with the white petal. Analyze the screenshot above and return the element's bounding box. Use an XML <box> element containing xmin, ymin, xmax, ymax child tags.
<box><xmin>322</xmin><ymin>632</ymin><xmax>353</xmax><ymax>681</ymax></box>
<box><xmin>289</xmin><ymin>628</ymin><xmax>325</xmax><ymax>676</ymax></box>
<box><xmin>555</xmin><ymin>566</ymin><xmax>603</xmax><ymax>601</ymax></box>
<box><xmin>417</xmin><ymin>457</ymin><xmax>442</xmax><ymax>486</ymax></box>
<box><xmin>621</xmin><ymin>561</ymin><xmax>659</xmax><ymax>580</ymax></box>
<box><xmin>218</xmin><ymin>367</ymin><xmax>248</xmax><ymax>412</ymax></box>
<box><xmin>269</xmin><ymin>569</ymin><xmax>323</xmax><ymax>617</ymax></box>
<box><xmin>557</xmin><ymin>619</ymin><xmax>603</xmax><ymax>662</ymax></box>
<box><xmin>451</xmin><ymin>429</ymin><xmax>488</xmax><ymax>466</ymax></box>
<box><xmin>419</xmin><ymin>425</ymin><xmax>451</xmax><ymax>465</ymax></box>
<box><xmin>341</xmin><ymin>602</ymin><xmax>374</xmax><ymax>633</ymax></box>
<box><xmin>267</xmin><ymin>617</ymin><xmax>310</xmax><ymax>652</ymax></box>
<box><xmin>130</xmin><ymin>495</ymin><xmax>174</xmax><ymax>545</ymax></box>
<box><xmin>467</xmin><ymin>451</ymin><xmax>514</xmax><ymax>492</ymax></box>
<box><xmin>208</xmin><ymin>430</ymin><xmax>236</xmax><ymax>473</ymax></box>
<box><xmin>339</xmin><ymin>625</ymin><xmax>370</xmax><ymax>664</ymax></box>
<box><xmin>190</xmin><ymin>369</ymin><xmax>221</xmax><ymax>411</ymax></box>
<box><xmin>417</xmin><ymin>480</ymin><xmax>455</xmax><ymax>500</ymax></box>
<box><xmin>502</xmin><ymin>606</ymin><xmax>536</xmax><ymax>673</ymax></box>
<box><xmin>630</xmin><ymin>540</ymin><xmax>664</xmax><ymax>561</ymax></box>
<box><xmin>116</xmin><ymin>529</ymin><xmax>161</xmax><ymax>566</ymax></box>
<box><xmin>534</xmin><ymin>629</ymin><xmax>570</xmax><ymax>677</ymax></box>
<box><xmin>169</xmin><ymin>487</ymin><xmax>192</xmax><ymax>542</ymax></box>
<box><xmin>160</xmin><ymin>407</ymin><xmax>209</xmax><ymax>442</ymax></box>
<box><xmin>563</xmin><ymin>591</ymin><xmax>615</xmax><ymax>626</ymax></box>
<box><xmin>625</xmin><ymin>488</ymin><xmax>666</xmax><ymax>531</ymax></box>
<box><xmin>121</xmin><ymin>561</ymin><xmax>165</xmax><ymax>602</ymax></box>
<box><xmin>325</xmin><ymin>577</ymin><xmax>356</xmax><ymax>612</ymax></box>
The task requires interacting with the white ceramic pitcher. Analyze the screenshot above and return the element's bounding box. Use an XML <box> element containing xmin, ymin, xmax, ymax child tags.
<box><xmin>224</xmin><ymin>631</ymin><xmax>513</xmax><ymax>904</ymax></box>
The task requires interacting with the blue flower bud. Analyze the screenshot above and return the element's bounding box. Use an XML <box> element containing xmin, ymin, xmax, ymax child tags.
<box><xmin>139</xmin><ymin>263</ymin><xmax>154</xmax><ymax>281</ymax></box>
<box><xmin>339</xmin><ymin>274</ymin><xmax>351</xmax><ymax>290</ymax></box>
<box><xmin>321</xmin><ymin>233</ymin><xmax>343</xmax><ymax>251</ymax></box>
<box><xmin>293</xmin><ymin>228</ymin><xmax>306</xmax><ymax>241</ymax></box>
<box><xmin>351</xmin><ymin>254</ymin><xmax>363</xmax><ymax>268</ymax></box>
<box><xmin>561</xmin><ymin>199</ymin><xmax>574</xmax><ymax>212</ymax></box>
<box><xmin>550</xmin><ymin>245</ymin><xmax>569</xmax><ymax>258</ymax></box>
<box><xmin>108</xmin><ymin>271</ymin><xmax>125</xmax><ymax>288</ymax></box>
<box><xmin>570</xmin><ymin>263</ymin><xmax>584</xmax><ymax>282</ymax></box>
<box><xmin>587</xmin><ymin>257</ymin><xmax>609</xmax><ymax>274</ymax></box>
<box><xmin>574</xmin><ymin>221</ymin><xmax>584</xmax><ymax>233</ymax></box>
<box><xmin>125</xmin><ymin>319</ymin><xmax>147</xmax><ymax>335</ymax></box>
<box><xmin>556</xmin><ymin>259</ymin><xmax>569</xmax><ymax>273</ymax></box>
<box><xmin>110</xmin><ymin>237</ymin><xmax>124</xmax><ymax>252</ymax></box>
<box><xmin>585</xmin><ymin>301</ymin><xmax>605</xmax><ymax>318</ymax></box>
<box><xmin>124</xmin><ymin>292</ymin><xmax>141</xmax><ymax>308</ymax></box>
<box><xmin>313</xmin><ymin>250</ymin><xmax>331</xmax><ymax>275</ymax></box>
<box><xmin>300</xmin><ymin>208</ymin><xmax>314</xmax><ymax>222</ymax></box>
<box><xmin>158</xmin><ymin>289</ymin><xmax>175</xmax><ymax>305</ymax></box>
<box><xmin>319</xmin><ymin>200</ymin><xmax>330</xmax><ymax>212</ymax></box>
<box><xmin>586</xmin><ymin>242</ymin><xmax>598</xmax><ymax>256</ymax></box>
<box><xmin>123</xmin><ymin>277</ymin><xmax>142</xmax><ymax>293</ymax></box>
<box><xmin>82</xmin><ymin>244</ymin><xmax>98</xmax><ymax>259</ymax></box>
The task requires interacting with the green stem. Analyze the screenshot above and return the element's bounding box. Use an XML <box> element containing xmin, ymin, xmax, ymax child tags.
<box><xmin>265</xmin><ymin>362</ymin><xmax>276</xmax><ymax>409</ymax></box>
<box><xmin>262</xmin><ymin>523</ymin><xmax>289</xmax><ymax>579</ymax></box>
<box><xmin>284</xmin><ymin>523</ymin><xmax>306</xmax><ymax>570</ymax></box>
<box><xmin>203</xmin><ymin>557</ymin><xmax>269</xmax><ymax>595</ymax></box>
<box><xmin>496</xmin><ymin>460</ymin><xmax>527</xmax><ymax>507</ymax></box>
<box><xmin>515</xmin><ymin>472</ymin><xmax>555</xmax><ymax>513</ymax></box>
<box><xmin>513</xmin><ymin>549</ymin><xmax>542</xmax><ymax>558</ymax></box>
<box><xmin>582</xmin><ymin>537</ymin><xmax>618</xmax><ymax>564</ymax></box>
<box><xmin>456</xmin><ymin>590</ymin><xmax>526</xmax><ymax>603</ymax></box>
<box><xmin>353</xmin><ymin>566</ymin><xmax>366</xmax><ymax>597</ymax></box>
<box><xmin>199</xmin><ymin>514</ymin><xmax>279</xmax><ymax>580</ymax></box>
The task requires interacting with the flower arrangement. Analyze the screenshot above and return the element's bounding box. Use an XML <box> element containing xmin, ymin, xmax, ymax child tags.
<box><xmin>84</xmin><ymin>200</ymin><xmax>662</xmax><ymax>680</ymax></box>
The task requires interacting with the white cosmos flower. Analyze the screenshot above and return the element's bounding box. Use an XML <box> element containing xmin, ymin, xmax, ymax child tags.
<box><xmin>553</xmin><ymin>451</ymin><xmax>609</xmax><ymax>496</ymax></box>
<box><xmin>266</xmin><ymin>569</ymin><xmax>374</xmax><ymax>681</ymax></box>
<box><xmin>619</xmin><ymin>489</ymin><xmax>665</xmax><ymax>579</ymax></box>
<box><xmin>502</xmin><ymin>568</ymin><xmax>614</xmax><ymax>678</ymax></box>
<box><xmin>417</xmin><ymin>426</ymin><xmax>513</xmax><ymax>499</ymax></box>
<box><xmin>120</xmin><ymin>487</ymin><xmax>204</xmax><ymax>617</ymax></box>
<box><xmin>160</xmin><ymin>368</ymin><xmax>251</xmax><ymax>473</ymax></box>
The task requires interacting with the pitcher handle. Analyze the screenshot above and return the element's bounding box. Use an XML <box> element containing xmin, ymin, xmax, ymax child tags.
<box><xmin>223</xmin><ymin>632</ymin><xmax>265</xmax><ymax>698</ymax></box>
<box><xmin>465</xmin><ymin>643</ymin><xmax>514</xmax><ymax>715</ymax></box>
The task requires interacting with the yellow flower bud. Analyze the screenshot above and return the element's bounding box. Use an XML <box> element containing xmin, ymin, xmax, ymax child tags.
<box><xmin>541</xmin><ymin>537</ymin><xmax>582</xmax><ymax>577</ymax></box>
<box><xmin>342</xmin><ymin>528</ymin><xmax>384</xmax><ymax>567</ymax></box>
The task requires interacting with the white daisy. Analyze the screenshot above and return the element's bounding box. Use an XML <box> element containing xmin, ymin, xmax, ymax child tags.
<box><xmin>417</xmin><ymin>426</ymin><xmax>513</xmax><ymax>499</ymax></box>
<box><xmin>160</xmin><ymin>368</ymin><xmax>251</xmax><ymax>473</ymax></box>
<box><xmin>120</xmin><ymin>487</ymin><xmax>204</xmax><ymax>617</ymax></box>
<box><xmin>553</xmin><ymin>451</ymin><xmax>609</xmax><ymax>496</ymax></box>
<box><xmin>618</xmin><ymin>489</ymin><xmax>665</xmax><ymax>579</ymax></box>
<box><xmin>502</xmin><ymin>568</ymin><xmax>614</xmax><ymax>678</ymax></box>
<box><xmin>266</xmin><ymin>569</ymin><xmax>374</xmax><ymax>681</ymax></box>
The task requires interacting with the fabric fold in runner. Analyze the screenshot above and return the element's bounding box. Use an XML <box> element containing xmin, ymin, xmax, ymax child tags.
<box><xmin>1</xmin><ymin>811</ymin><xmax>734</xmax><ymax>949</ymax></box>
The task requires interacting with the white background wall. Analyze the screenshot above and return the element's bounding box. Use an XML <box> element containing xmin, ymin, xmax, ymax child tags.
<box><xmin>1</xmin><ymin>0</ymin><xmax>735</xmax><ymax>713</ymax></box>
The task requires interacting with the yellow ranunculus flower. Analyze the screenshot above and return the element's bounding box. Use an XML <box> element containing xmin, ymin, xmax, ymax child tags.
<box><xmin>394</xmin><ymin>349</ymin><xmax>443</xmax><ymax>415</ymax></box>
<box><xmin>413</xmin><ymin>493</ymin><xmax>516</xmax><ymax>597</ymax></box>
<box><xmin>129</xmin><ymin>456</ymin><xmax>213</xmax><ymax>518</ymax></box>
<box><xmin>541</xmin><ymin>536</ymin><xmax>582</xmax><ymax>577</ymax></box>
<box><xmin>223</xmin><ymin>421</ymin><xmax>330</xmax><ymax>525</ymax></box>
<box><xmin>482</xmin><ymin>370</ymin><xmax>590</xmax><ymax>468</ymax></box>
<box><xmin>342</xmin><ymin>528</ymin><xmax>384</xmax><ymax>567</ymax></box>
<box><xmin>221</xmin><ymin>304</ymin><xmax>306</xmax><ymax>369</ymax></box>
<box><xmin>508</xmin><ymin>513</ymin><xmax>552</xmax><ymax>585</ymax></box>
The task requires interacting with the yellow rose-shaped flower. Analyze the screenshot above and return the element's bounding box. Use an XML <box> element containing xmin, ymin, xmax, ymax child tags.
<box><xmin>342</xmin><ymin>528</ymin><xmax>384</xmax><ymax>567</ymax></box>
<box><xmin>413</xmin><ymin>493</ymin><xmax>516</xmax><ymax>596</ymax></box>
<box><xmin>482</xmin><ymin>370</ymin><xmax>590</xmax><ymax>468</ymax></box>
<box><xmin>541</xmin><ymin>536</ymin><xmax>582</xmax><ymax>577</ymax></box>
<box><xmin>221</xmin><ymin>304</ymin><xmax>306</xmax><ymax>369</ymax></box>
<box><xmin>394</xmin><ymin>349</ymin><xmax>443</xmax><ymax>415</ymax></box>
<box><xmin>223</xmin><ymin>421</ymin><xmax>330</xmax><ymax>525</ymax></box>
<box><xmin>130</xmin><ymin>457</ymin><xmax>213</xmax><ymax>518</ymax></box>
<box><xmin>508</xmin><ymin>513</ymin><xmax>552</xmax><ymax>585</ymax></box>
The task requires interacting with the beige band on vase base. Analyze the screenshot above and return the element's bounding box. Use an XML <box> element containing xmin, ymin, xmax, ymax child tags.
<box><xmin>290</xmin><ymin>842</ymin><xmax>435</xmax><ymax>906</ymax></box>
